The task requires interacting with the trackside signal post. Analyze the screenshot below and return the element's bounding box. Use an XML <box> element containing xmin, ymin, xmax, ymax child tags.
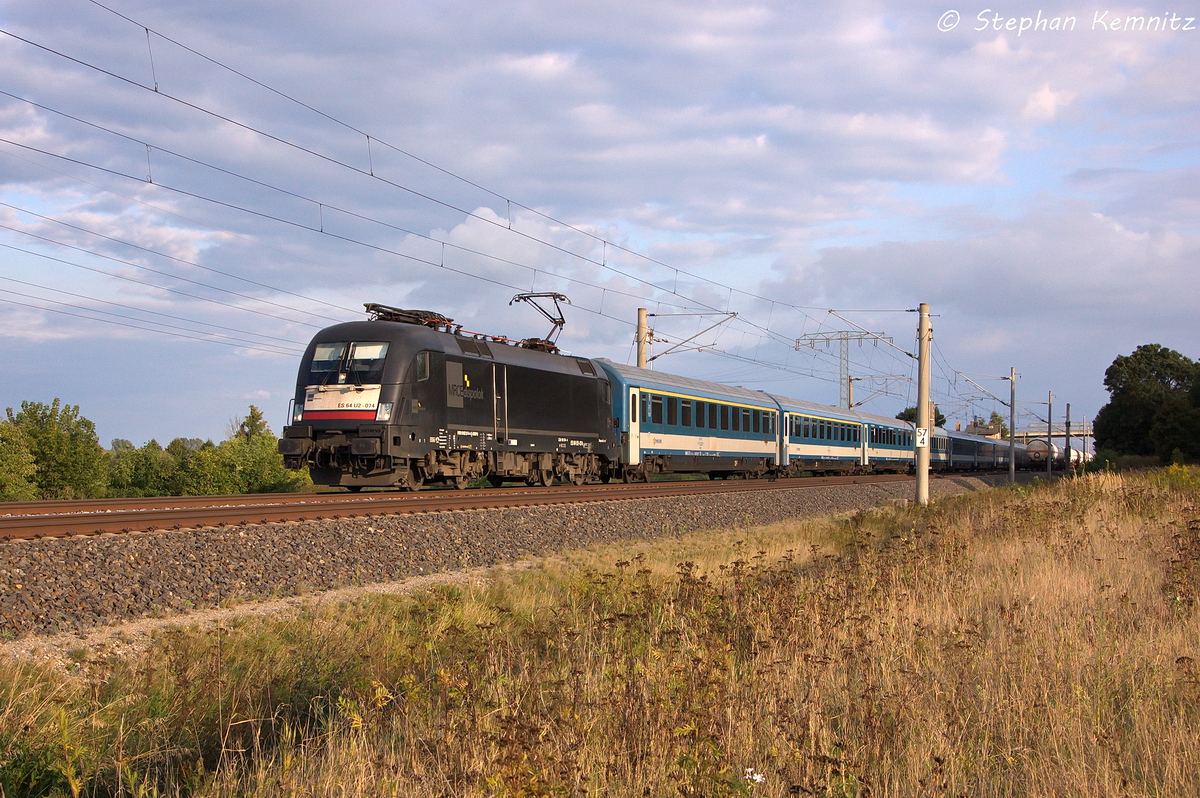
<box><xmin>915</xmin><ymin>303</ymin><xmax>932</xmax><ymax>506</ymax></box>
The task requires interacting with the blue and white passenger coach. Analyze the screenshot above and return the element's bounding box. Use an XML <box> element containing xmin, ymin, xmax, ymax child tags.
<box><xmin>597</xmin><ymin>360</ymin><xmax>781</xmax><ymax>481</ymax></box>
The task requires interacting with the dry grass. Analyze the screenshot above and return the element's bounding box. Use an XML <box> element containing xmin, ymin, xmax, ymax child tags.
<box><xmin>3</xmin><ymin>469</ymin><xmax>1200</xmax><ymax>797</ymax></box>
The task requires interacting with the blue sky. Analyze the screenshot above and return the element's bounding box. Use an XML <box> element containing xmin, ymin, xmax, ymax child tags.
<box><xmin>1</xmin><ymin>0</ymin><xmax>1198</xmax><ymax>445</ymax></box>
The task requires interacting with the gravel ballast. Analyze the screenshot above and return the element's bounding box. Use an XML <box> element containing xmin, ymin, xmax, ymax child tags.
<box><xmin>1</xmin><ymin>476</ymin><xmax>1011</xmax><ymax>638</ymax></box>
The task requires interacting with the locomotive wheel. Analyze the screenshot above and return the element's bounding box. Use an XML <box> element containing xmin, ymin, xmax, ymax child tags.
<box><xmin>403</xmin><ymin>469</ymin><xmax>424</xmax><ymax>492</ymax></box>
<box><xmin>451</xmin><ymin>475</ymin><xmax>468</xmax><ymax>490</ymax></box>
<box><xmin>346</xmin><ymin>485</ymin><xmax>363</xmax><ymax>493</ymax></box>
<box><xmin>536</xmin><ymin>469</ymin><xmax>555</xmax><ymax>487</ymax></box>
<box><xmin>487</xmin><ymin>474</ymin><xmax>505</xmax><ymax>488</ymax></box>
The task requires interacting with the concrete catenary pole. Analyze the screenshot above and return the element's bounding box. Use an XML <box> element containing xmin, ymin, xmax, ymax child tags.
<box><xmin>1009</xmin><ymin>366</ymin><xmax>1016</xmax><ymax>485</ymax></box>
<box><xmin>916</xmin><ymin>303</ymin><xmax>932</xmax><ymax>506</ymax></box>
<box><xmin>1046</xmin><ymin>391</ymin><xmax>1053</xmax><ymax>478</ymax></box>
<box><xmin>636</xmin><ymin>308</ymin><xmax>649</xmax><ymax>369</ymax></box>
<box><xmin>1065</xmin><ymin>403</ymin><xmax>1072</xmax><ymax>475</ymax></box>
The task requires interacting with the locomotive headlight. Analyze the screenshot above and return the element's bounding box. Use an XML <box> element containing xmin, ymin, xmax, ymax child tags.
<box><xmin>375</xmin><ymin>402</ymin><xmax>394</xmax><ymax>422</ymax></box>
<box><xmin>293</xmin><ymin>404</ymin><xmax>304</xmax><ymax>422</ymax></box>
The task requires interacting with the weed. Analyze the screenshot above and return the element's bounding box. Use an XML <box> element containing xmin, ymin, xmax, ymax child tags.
<box><xmin>2</xmin><ymin>471</ymin><xmax>1199</xmax><ymax>795</ymax></box>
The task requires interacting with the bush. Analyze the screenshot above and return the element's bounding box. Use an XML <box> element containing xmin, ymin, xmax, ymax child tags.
<box><xmin>0</xmin><ymin>422</ymin><xmax>37</xmax><ymax>501</ymax></box>
<box><xmin>105</xmin><ymin>408</ymin><xmax>310</xmax><ymax>497</ymax></box>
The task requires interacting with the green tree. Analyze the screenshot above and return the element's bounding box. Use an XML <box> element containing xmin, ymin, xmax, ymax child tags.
<box><xmin>233</xmin><ymin>405</ymin><xmax>270</xmax><ymax>442</ymax></box>
<box><xmin>5</xmin><ymin>399</ymin><xmax>107</xmax><ymax>499</ymax></box>
<box><xmin>896</xmin><ymin>405</ymin><xmax>947</xmax><ymax>428</ymax></box>
<box><xmin>0</xmin><ymin>422</ymin><xmax>38</xmax><ymax>501</ymax></box>
<box><xmin>1093</xmin><ymin>345</ymin><xmax>1200</xmax><ymax>460</ymax></box>
<box><xmin>988</xmin><ymin>411</ymin><xmax>1010</xmax><ymax>438</ymax></box>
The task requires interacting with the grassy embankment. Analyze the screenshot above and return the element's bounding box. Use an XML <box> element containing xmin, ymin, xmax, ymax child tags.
<box><xmin>3</xmin><ymin>468</ymin><xmax>1200</xmax><ymax>796</ymax></box>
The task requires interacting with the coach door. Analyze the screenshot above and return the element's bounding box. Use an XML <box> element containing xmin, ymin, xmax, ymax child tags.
<box><xmin>627</xmin><ymin>388</ymin><xmax>641</xmax><ymax>465</ymax></box>
<box><xmin>492</xmin><ymin>363</ymin><xmax>509</xmax><ymax>443</ymax></box>
<box><xmin>860</xmin><ymin>423</ymin><xmax>869</xmax><ymax>466</ymax></box>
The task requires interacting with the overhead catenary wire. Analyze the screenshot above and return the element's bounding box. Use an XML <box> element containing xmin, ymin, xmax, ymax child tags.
<box><xmin>0</xmin><ymin>21</ymin><xmax>830</xmax><ymax>343</ymax></box>
<box><xmin>0</xmin><ymin>15</ymin><xmax>950</xmax><ymax>392</ymax></box>
<box><xmin>0</xmin><ymin>294</ymin><xmax>303</xmax><ymax>356</ymax></box>
<box><xmin>0</xmin><ymin>88</ymin><xmax>724</xmax><ymax>321</ymax></box>
<box><xmin>0</xmin><ymin>224</ymin><xmax>332</xmax><ymax>329</ymax></box>
<box><xmin>0</xmin><ymin>137</ymin><xmax>719</xmax><ymax>327</ymax></box>
<box><xmin>0</xmin><ymin>272</ymin><xmax>307</xmax><ymax>347</ymax></box>
<box><xmin>0</xmin><ymin>284</ymin><xmax>303</xmax><ymax>353</ymax></box>
<box><xmin>0</xmin><ymin>136</ymin><xmax>878</xmax><ymax>386</ymax></box>
<box><xmin>78</xmin><ymin>0</ymin><xmax>848</xmax><ymax>320</ymax></box>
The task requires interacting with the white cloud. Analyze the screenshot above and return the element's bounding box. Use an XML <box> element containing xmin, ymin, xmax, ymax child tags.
<box><xmin>496</xmin><ymin>51</ymin><xmax>579</xmax><ymax>80</ymax></box>
<box><xmin>1021</xmin><ymin>84</ymin><xmax>1076</xmax><ymax>121</ymax></box>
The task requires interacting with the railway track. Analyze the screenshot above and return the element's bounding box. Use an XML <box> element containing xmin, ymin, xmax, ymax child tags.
<box><xmin>0</xmin><ymin>473</ymin><xmax>933</xmax><ymax>541</ymax></box>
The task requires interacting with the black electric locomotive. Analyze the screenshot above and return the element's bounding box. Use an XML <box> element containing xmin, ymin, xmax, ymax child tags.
<box><xmin>277</xmin><ymin>305</ymin><xmax>619</xmax><ymax>490</ymax></box>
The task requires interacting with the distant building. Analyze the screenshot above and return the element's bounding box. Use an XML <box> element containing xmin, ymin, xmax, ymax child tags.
<box><xmin>964</xmin><ymin>422</ymin><xmax>1004</xmax><ymax>439</ymax></box>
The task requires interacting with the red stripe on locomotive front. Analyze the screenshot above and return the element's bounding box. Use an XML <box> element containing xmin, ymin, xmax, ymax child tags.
<box><xmin>303</xmin><ymin>410</ymin><xmax>377</xmax><ymax>420</ymax></box>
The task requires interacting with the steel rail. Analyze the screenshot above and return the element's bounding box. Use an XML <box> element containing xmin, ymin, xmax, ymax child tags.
<box><xmin>0</xmin><ymin>473</ymin><xmax>933</xmax><ymax>541</ymax></box>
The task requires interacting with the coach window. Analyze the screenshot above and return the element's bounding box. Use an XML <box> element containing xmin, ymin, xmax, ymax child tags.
<box><xmin>681</xmin><ymin>399</ymin><xmax>692</xmax><ymax>427</ymax></box>
<box><xmin>731</xmin><ymin>406</ymin><xmax>740</xmax><ymax>432</ymax></box>
<box><xmin>667</xmin><ymin>397</ymin><xmax>679</xmax><ymax>426</ymax></box>
<box><xmin>694</xmin><ymin>401</ymin><xmax>704</xmax><ymax>428</ymax></box>
<box><xmin>752</xmin><ymin>409</ymin><xmax>760</xmax><ymax>434</ymax></box>
<box><xmin>719</xmin><ymin>405</ymin><xmax>728</xmax><ymax>430</ymax></box>
<box><xmin>651</xmin><ymin>395</ymin><xmax>664</xmax><ymax>424</ymax></box>
<box><xmin>742</xmin><ymin>408</ymin><xmax>751</xmax><ymax>432</ymax></box>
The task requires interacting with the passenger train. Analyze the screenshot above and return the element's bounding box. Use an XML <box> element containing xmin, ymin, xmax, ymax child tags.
<box><xmin>278</xmin><ymin>305</ymin><xmax>1030</xmax><ymax>490</ymax></box>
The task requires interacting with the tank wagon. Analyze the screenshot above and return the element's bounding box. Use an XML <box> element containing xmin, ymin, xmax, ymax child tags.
<box><xmin>279</xmin><ymin>306</ymin><xmax>1030</xmax><ymax>489</ymax></box>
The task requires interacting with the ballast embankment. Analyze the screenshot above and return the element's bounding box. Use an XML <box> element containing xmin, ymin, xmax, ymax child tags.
<box><xmin>1</xmin><ymin>475</ymin><xmax>1012</xmax><ymax>638</ymax></box>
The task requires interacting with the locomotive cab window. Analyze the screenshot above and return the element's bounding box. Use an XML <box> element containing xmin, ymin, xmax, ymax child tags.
<box><xmin>309</xmin><ymin>341</ymin><xmax>389</xmax><ymax>384</ymax></box>
<box><xmin>345</xmin><ymin>342</ymin><xmax>389</xmax><ymax>383</ymax></box>
<box><xmin>414</xmin><ymin>351</ymin><xmax>430</xmax><ymax>381</ymax></box>
<box><xmin>311</xmin><ymin>342</ymin><xmax>346</xmax><ymax>376</ymax></box>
